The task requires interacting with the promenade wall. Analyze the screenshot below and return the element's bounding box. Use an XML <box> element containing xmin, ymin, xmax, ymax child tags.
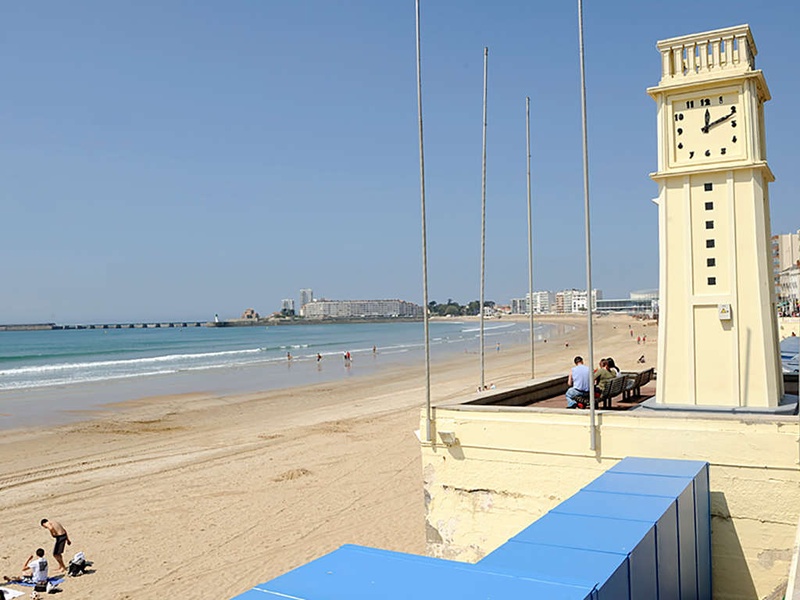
<box><xmin>420</xmin><ymin>406</ymin><xmax>800</xmax><ymax>599</ymax></box>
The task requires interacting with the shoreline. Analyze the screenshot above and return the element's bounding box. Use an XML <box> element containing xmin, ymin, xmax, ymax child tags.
<box><xmin>0</xmin><ymin>314</ymin><xmax>656</xmax><ymax>599</ymax></box>
<box><xmin>0</xmin><ymin>317</ymin><xmax>570</xmax><ymax>432</ymax></box>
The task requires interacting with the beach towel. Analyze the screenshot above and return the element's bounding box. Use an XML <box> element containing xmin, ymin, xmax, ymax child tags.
<box><xmin>2</xmin><ymin>577</ymin><xmax>63</xmax><ymax>588</ymax></box>
<box><xmin>0</xmin><ymin>588</ymin><xmax>25</xmax><ymax>599</ymax></box>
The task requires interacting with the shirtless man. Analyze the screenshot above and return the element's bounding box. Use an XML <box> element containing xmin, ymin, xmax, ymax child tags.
<box><xmin>40</xmin><ymin>519</ymin><xmax>70</xmax><ymax>573</ymax></box>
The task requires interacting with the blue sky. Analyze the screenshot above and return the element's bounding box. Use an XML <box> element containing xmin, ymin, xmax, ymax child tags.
<box><xmin>1</xmin><ymin>1</ymin><xmax>798</xmax><ymax>323</ymax></box>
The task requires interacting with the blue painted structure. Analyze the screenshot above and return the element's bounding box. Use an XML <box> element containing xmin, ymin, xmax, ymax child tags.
<box><xmin>232</xmin><ymin>457</ymin><xmax>710</xmax><ymax>599</ymax></box>
<box><xmin>232</xmin><ymin>545</ymin><xmax>596</xmax><ymax>599</ymax></box>
<box><xmin>606</xmin><ymin>456</ymin><xmax>711</xmax><ymax>600</ymax></box>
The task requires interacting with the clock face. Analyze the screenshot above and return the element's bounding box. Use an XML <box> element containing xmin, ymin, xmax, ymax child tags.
<box><xmin>670</xmin><ymin>91</ymin><xmax>744</xmax><ymax>166</ymax></box>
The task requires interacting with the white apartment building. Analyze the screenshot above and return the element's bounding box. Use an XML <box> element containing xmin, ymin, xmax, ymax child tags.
<box><xmin>571</xmin><ymin>289</ymin><xmax>602</xmax><ymax>313</ymax></box>
<box><xmin>512</xmin><ymin>289</ymin><xmax>601</xmax><ymax>314</ymax></box>
<box><xmin>281</xmin><ymin>298</ymin><xmax>295</xmax><ymax>313</ymax></box>
<box><xmin>773</xmin><ymin>231</ymin><xmax>800</xmax><ymax>271</ymax></box>
<box><xmin>773</xmin><ymin>231</ymin><xmax>800</xmax><ymax>307</ymax></box>
<box><xmin>299</xmin><ymin>289</ymin><xmax>313</xmax><ymax>309</ymax></box>
<box><xmin>510</xmin><ymin>298</ymin><xmax>527</xmax><ymax>314</ymax></box>
<box><xmin>511</xmin><ymin>291</ymin><xmax>556</xmax><ymax>314</ymax></box>
<box><xmin>778</xmin><ymin>265</ymin><xmax>800</xmax><ymax>316</ymax></box>
<box><xmin>530</xmin><ymin>291</ymin><xmax>555</xmax><ymax>313</ymax></box>
<box><xmin>302</xmin><ymin>299</ymin><xmax>423</xmax><ymax>319</ymax></box>
<box><xmin>553</xmin><ymin>289</ymin><xmax>602</xmax><ymax>313</ymax></box>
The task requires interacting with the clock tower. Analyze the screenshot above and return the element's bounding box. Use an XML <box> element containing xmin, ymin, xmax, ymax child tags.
<box><xmin>648</xmin><ymin>25</ymin><xmax>783</xmax><ymax>408</ymax></box>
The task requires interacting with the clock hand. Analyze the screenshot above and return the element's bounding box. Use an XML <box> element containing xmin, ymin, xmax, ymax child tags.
<box><xmin>702</xmin><ymin>108</ymin><xmax>736</xmax><ymax>133</ymax></box>
<box><xmin>704</xmin><ymin>109</ymin><xmax>710</xmax><ymax>129</ymax></box>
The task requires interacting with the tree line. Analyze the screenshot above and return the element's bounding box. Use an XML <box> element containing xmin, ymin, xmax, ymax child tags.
<box><xmin>427</xmin><ymin>299</ymin><xmax>495</xmax><ymax>317</ymax></box>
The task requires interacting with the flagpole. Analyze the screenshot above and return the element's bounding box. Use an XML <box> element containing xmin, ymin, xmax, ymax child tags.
<box><xmin>415</xmin><ymin>0</ymin><xmax>432</xmax><ymax>442</ymax></box>
<box><xmin>479</xmin><ymin>46</ymin><xmax>488</xmax><ymax>391</ymax></box>
<box><xmin>526</xmin><ymin>96</ymin><xmax>535</xmax><ymax>379</ymax></box>
<box><xmin>577</xmin><ymin>0</ymin><xmax>597</xmax><ymax>450</ymax></box>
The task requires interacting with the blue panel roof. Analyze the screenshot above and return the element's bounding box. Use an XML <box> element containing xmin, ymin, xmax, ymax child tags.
<box><xmin>480</xmin><ymin>540</ymin><xmax>628</xmax><ymax>594</ymax></box>
<box><xmin>552</xmin><ymin>489</ymin><xmax>676</xmax><ymax>523</ymax></box>
<box><xmin>610</xmin><ymin>457</ymin><xmax>708</xmax><ymax>479</ymax></box>
<box><xmin>584</xmin><ymin>472</ymin><xmax>692</xmax><ymax>499</ymax></box>
<box><xmin>243</xmin><ymin>544</ymin><xmax>596</xmax><ymax>600</ymax></box>
<box><xmin>512</xmin><ymin>512</ymin><xmax>654</xmax><ymax>555</ymax></box>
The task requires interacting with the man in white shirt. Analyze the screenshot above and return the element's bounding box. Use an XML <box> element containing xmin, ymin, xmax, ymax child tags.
<box><xmin>22</xmin><ymin>548</ymin><xmax>47</xmax><ymax>585</ymax></box>
<box><xmin>3</xmin><ymin>548</ymin><xmax>48</xmax><ymax>591</ymax></box>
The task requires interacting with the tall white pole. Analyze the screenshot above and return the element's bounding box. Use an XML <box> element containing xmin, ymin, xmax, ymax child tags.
<box><xmin>415</xmin><ymin>0</ymin><xmax>432</xmax><ymax>442</ymax></box>
<box><xmin>577</xmin><ymin>0</ymin><xmax>597</xmax><ymax>450</ymax></box>
<box><xmin>479</xmin><ymin>47</ymin><xmax>489</xmax><ymax>391</ymax></box>
<box><xmin>526</xmin><ymin>96</ymin><xmax>535</xmax><ymax>379</ymax></box>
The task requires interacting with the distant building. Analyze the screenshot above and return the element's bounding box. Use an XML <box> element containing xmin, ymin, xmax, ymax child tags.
<box><xmin>778</xmin><ymin>265</ymin><xmax>800</xmax><ymax>317</ymax></box>
<box><xmin>281</xmin><ymin>299</ymin><xmax>295</xmax><ymax>313</ymax></box>
<box><xmin>302</xmin><ymin>299</ymin><xmax>423</xmax><ymax>319</ymax></box>
<box><xmin>510</xmin><ymin>291</ymin><xmax>555</xmax><ymax>314</ymax></box>
<box><xmin>554</xmin><ymin>290</ymin><xmax>574</xmax><ymax>314</ymax></box>
<box><xmin>510</xmin><ymin>298</ymin><xmax>527</xmax><ymax>314</ymax></box>
<box><xmin>593</xmin><ymin>289</ymin><xmax>660</xmax><ymax>316</ymax></box>
<box><xmin>629</xmin><ymin>289</ymin><xmax>658</xmax><ymax>301</ymax></box>
<box><xmin>299</xmin><ymin>288</ymin><xmax>314</xmax><ymax>310</ymax></box>
<box><xmin>552</xmin><ymin>289</ymin><xmax>601</xmax><ymax>313</ymax></box>
<box><xmin>596</xmin><ymin>297</ymin><xmax>658</xmax><ymax>316</ymax></box>
<box><xmin>773</xmin><ymin>231</ymin><xmax>800</xmax><ymax>307</ymax></box>
<box><xmin>241</xmin><ymin>308</ymin><xmax>260</xmax><ymax>320</ymax></box>
<box><xmin>530</xmin><ymin>291</ymin><xmax>555</xmax><ymax>314</ymax></box>
<box><xmin>570</xmin><ymin>289</ymin><xmax>601</xmax><ymax>313</ymax></box>
<box><xmin>772</xmin><ymin>230</ymin><xmax>800</xmax><ymax>271</ymax></box>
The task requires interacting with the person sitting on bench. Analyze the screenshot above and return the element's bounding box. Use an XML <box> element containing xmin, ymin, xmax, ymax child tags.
<box><xmin>565</xmin><ymin>356</ymin><xmax>591</xmax><ymax>409</ymax></box>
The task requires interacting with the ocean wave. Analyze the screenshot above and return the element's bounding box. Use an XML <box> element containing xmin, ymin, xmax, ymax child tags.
<box><xmin>461</xmin><ymin>323</ymin><xmax>516</xmax><ymax>333</ymax></box>
<box><xmin>0</xmin><ymin>369</ymin><xmax>180</xmax><ymax>391</ymax></box>
<box><xmin>0</xmin><ymin>347</ymin><xmax>265</xmax><ymax>377</ymax></box>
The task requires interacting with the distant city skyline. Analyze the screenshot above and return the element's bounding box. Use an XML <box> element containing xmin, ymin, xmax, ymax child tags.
<box><xmin>1</xmin><ymin>3</ymin><xmax>798</xmax><ymax>323</ymax></box>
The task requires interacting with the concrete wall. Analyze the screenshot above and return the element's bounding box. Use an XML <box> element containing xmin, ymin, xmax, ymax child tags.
<box><xmin>420</xmin><ymin>406</ymin><xmax>800</xmax><ymax>599</ymax></box>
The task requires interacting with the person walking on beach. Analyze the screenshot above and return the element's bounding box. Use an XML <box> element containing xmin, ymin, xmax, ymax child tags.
<box><xmin>316</xmin><ymin>353</ymin><xmax>322</xmax><ymax>362</ymax></box>
<box><xmin>40</xmin><ymin>519</ymin><xmax>70</xmax><ymax>573</ymax></box>
<box><xmin>565</xmin><ymin>356</ymin><xmax>591</xmax><ymax>409</ymax></box>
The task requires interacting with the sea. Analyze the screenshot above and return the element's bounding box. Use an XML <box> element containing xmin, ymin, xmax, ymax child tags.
<box><xmin>0</xmin><ymin>320</ymin><xmax>567</xmax><ymax>429</ymax></box>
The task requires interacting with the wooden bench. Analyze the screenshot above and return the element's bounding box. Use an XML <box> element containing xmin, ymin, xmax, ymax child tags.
<box><xmin>596</xmin><ymin>375</ymin><xmax>628</xmax><ymax>409</ymax></box>
<box><xmin>621</xmin><ymin>367</ymin><xmax>654</xmax><ymax>401</ymax></box>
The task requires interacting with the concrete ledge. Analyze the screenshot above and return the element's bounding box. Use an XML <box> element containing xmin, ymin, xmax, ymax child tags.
<box><xmin>459</xmin><ymin>375</ymin><xmax>569</xmax><ymax>407</ymax></box>
<box><xmin>636</xmin><ymin>394</ymin><xmax>799</xmax><ymax>415</ymax></box>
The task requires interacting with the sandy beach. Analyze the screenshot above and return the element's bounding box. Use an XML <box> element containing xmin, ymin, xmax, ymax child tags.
<box><xmin>0</xmin><ymin>314</ymin><xmax>656</xmax><ymax>599</ymax></box>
